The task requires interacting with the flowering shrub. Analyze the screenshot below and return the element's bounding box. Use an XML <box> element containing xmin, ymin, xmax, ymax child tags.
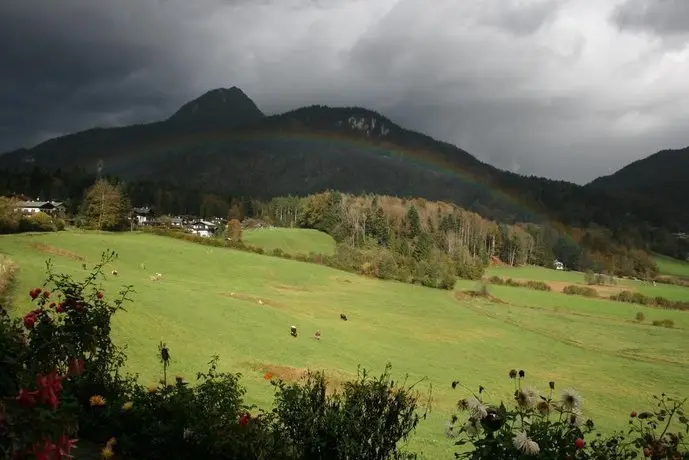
<box><xmin>446</xmin><ymin>370</ymin><xmax>689</xmax><ymax>459</ymax></box>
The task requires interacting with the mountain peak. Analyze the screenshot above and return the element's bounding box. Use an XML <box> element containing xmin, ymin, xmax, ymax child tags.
<box><xmin>166</xmin><ymin>86</ymin><xmax>264</xmax><ymax>127</ymax></box>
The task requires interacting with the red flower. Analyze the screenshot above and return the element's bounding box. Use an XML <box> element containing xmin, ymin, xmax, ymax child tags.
<box><xmin>56</xmin><ymin>303</ymin><xmax>65</xmax><ymax>313</ymax></box>
<box><xmin>49</xmin><ymin>302</ymin><xmax>56</xmax><ymax>308</ymax></box>
<box><xmin>42</xmin><ymin>291</ymin><xmax>50</xmax><ymax>298</ymax></box>
<box><xmin>630</xmin><ymin>411</ymin><xmax>637</xmax><ymax>418</ymax></box>
<box><xmin>23</xmin><ymin>313</ymin><xmax>36</xmax><ymax>329</ymax></box>
<box><xmin>36</xmin><ymin>370</ymin><xmax>63</xmax><ymax>410</ymax></box>
<box><xmin>96</xmin><ymin>291</ymin><xmax>103</xmax><ymax>299</ymax></box>
<box><xmin>644</xmin><ymin>447</ymin><xmax>651</xmax><ymax>457</ymax></box>
<box><xmin>32</xmin><ymin>438</ymin><xmax>57</xmax><ymax>460</ymax></box>
<box><xmin>239</xmin><ymin>413</ymin><xmax>250</xmax><ymax>426</ymax></box>
<box><xmin>575</xmin><ymin>438</ymin><xmax>585</xmax><ymax>450</ymax></box>
<box><xmin>29</xmin><ymin>288</ymin><xmax>41</xmax><ymax>299</ymax></box>
<box><xmin>68</xmin><ymin>358</ymin><xmax>85</xmax><ymax>377</ymax></box>
<box><xmin>56</xmin><ymin>433</ymin><xmax>78</xmax><ymax>458</ymax></box>
<box><xmin>16</xmin><ymin>388</ymin><xmax>39</xmax><ymax>408</ymax></box>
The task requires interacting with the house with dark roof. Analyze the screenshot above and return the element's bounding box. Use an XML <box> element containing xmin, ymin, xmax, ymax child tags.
<box><xmin>189</xmin><ymin>220</ymin><xmax>217</xmax><ymax>238</ymax></box>
<box><xmin>16</xmin><ymin>200</ymin><xmax>65</xmax><ymax>216</ymax></box>
<box><xmin>131</xmin><ymin>207</ymin><xmax>155</xmax><ymax>225</ymax></box>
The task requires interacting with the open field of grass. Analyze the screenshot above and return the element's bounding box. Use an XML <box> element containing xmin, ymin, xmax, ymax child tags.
<box><xmin>486</xmin><ymin>264</ymin><xmax>689</xmax><ymax>302</ymax></box>
<box><xmin>654</xmin><ymin>253</ymin><xmax>689</xmax><ymax>279</ymax></box>
<box><xmin>2</xmin><ymin>231</ymin><xmax>689</xmax><ymax>458</ymax></box>
<box><xmin>242</xmin><ymin>227</ymin><xmax>336</xmax><ymax>255</ymax></box>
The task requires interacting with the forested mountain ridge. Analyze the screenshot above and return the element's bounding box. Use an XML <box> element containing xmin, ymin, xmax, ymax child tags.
<box><xmin>586</xmin><ymin>146</ymin><xmax>689</xmax><ymax>233</ymax></box>
<box><xmin>0</xmin><ymin>86</ymin><xmax>686</xmax><ymax>256</ymax></box>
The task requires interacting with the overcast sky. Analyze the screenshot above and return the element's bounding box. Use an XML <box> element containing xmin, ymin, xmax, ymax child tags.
<box><xmin>1</xmin><ymin>0</ymin><xmax>688</xmax><ymax>184</ymax></box>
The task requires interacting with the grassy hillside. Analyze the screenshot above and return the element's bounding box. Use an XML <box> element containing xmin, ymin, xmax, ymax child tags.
<box><xmin>1</xmin><ymin>231</ymin><xmax>689</xmax><ymax>458</ymax></box>
<box><xmin>654</xmin><ymin>254</ymin><xmax>689</xmax><ymax>279</ymax></box>
<box><xmin>242</xmin><ymin>228</ymin><xmax>336</xmax><ymax>255</ymax></box>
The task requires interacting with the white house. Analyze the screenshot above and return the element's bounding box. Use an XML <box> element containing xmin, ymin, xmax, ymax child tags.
<box><xmin>189</xmin><ymin>220</ymin><xmax>217</xmax><ymax>238</ymax></box>
<box><xmin>17</xmin><ymin>200</ymin><xmax>65</xmax><ymax>216</ymax></box>
<box><xmin>553</xmin><ymin>260</ymin><xmax>564</xmax><ymax>271</ymax></box>
<box><xmin>131</xmin><ymin>207</ymin><xmax>155</xmax><ymax>226</ymax></box>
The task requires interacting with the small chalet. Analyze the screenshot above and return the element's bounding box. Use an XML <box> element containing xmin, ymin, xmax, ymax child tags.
<box><xmin>131</xmin><ymin>207</ymin><xmax>155</xmax><ymax>225</ymax></box>
<box><xmin>553</xmin><ymin>260</ymin><xmax>564</xmax><ymax>271</ymax></box>
<box><xmin>17</xmin><ymin>200</ymin><xmax>65</xmax><ymax>216</ymax></box>
<box><xmin>189</xmin><ymin>220</ymin><xmax>217</xmax><ymax>238</ymax></box>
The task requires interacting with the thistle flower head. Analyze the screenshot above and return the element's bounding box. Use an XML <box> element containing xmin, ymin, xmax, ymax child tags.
<box><xmin>513</xmin><ymin>430</ymin><xmax>540</xmax><ymax>456</ymax></box>
<box><xmin>516</xmin><ymin>386</ymin><xmax>539</xmax><ymax>409</ymax></box>
<box><xmin>466</xmin><ymin>396</ymin><xmax>488</xmax><ymax>420</ymax></box>
<box><xmin>560</xmin><ymin>388</ymin><xmax>583</xmax><ymax>410</ymax></box>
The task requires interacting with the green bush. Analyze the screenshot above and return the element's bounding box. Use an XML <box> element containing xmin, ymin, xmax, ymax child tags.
<box><xmin>487</xmin><ymin>277</ymin><xmax>551</xmax><ymax>292</ymax></box>
<box><xmin>270</xmin><ymin>365</ymin><xmax>425</xmax><ymax>459</ymax></box>
<box><xmin>635</xmin><ymin>312</ymin><xmax>645</xmax><ymax>322</ymax></box>
<box><xmin>651</xmin><ymin>319</ymin><xmax>675</xmax><ymax>328</ymax></box>
<box><xmin>524</xmin><ymin>281</ymin><xmax>551</xmax><ymax>291</ymax></box>
<box><xmin>562</xmin><ymin>285</ymin><xmax>599</xmax><ymax>297</ymax></box>
<box><xmin>19</xmin><ymin>212</ymin><xmax>57</xmax><ymax>232</ymax></box>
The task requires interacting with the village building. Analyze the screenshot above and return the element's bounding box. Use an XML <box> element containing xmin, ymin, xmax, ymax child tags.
<box><xmin>189</xmin><ymin>220</ymin><xmax>217</xmax><ymax>238</ymax></box>
<box><xmin>131</xmin><ymin>207</ymin><xmax>155</xmax><ymax>226</ymax></box>
<box><xmin>16</xmin><ymin>200</ymin><xmax>66</xmax><ymax>216</ymax></box>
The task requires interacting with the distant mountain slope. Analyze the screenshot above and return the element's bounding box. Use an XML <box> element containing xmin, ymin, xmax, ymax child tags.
<box><xmin>587</xmin><ymin>147</ymin><xmax>689</xmax><ymax>231</ymax></box>
<box><xmin>0</xmin><ymin>87</ymin><xmax>265</xmax><ymax>171</ymax></box>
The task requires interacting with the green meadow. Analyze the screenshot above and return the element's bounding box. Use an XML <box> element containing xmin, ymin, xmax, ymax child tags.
<box><xmin>2</xmin><ymin>230</ymin><xmax>689</xmax><ymax>459</ymax></box>
<box><xmin>654</xmin><ymin>253</ymin><xmax>689</xmax><ymax>279</ymax></box>
<box><xmin>242</xmin><ymin>227</ymin><xmax>336</xmax><ymax>255</ymax></box>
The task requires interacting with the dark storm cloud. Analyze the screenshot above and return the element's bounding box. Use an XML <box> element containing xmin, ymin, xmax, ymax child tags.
<box><xmin>1</xmin><ymin>0</ymin><xmax>689</xmax><ymax>183</ymax></box>
<box><xmin>0</xmin><ymin>0</ymin><xmax>204</xmax><ymax>149</ymax></box>
<box><xmin>612</xmin><ymin>0</ymin><xmax>689</xmax><ymax>36</ymax></box>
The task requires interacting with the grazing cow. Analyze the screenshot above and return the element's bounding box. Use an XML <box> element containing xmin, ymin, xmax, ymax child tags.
<box><xmin>314</xmin><ymin>330</ymin><xmax>321</xmax><ymax>340</ymax></box>
<box><xmin>290</xmin><ymin>325</ymin><xmax>298</xmax><ymax>337</ymax></box>
<box><xmin>111</xmin><ymin>270</ymin><xmax>118</xmax><ymax>276</ymax></box>
<box><xmin>340</xmin><ymin>313</ymin><xmax>348</xmax><ymax>321</ymax></box>
<box><xmin>257</xmin><ymin>299</ymin><xmax>264</xmax><ymax>305</ymax></box>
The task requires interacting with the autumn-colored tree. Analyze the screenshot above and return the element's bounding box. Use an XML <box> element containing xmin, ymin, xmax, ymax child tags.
<box><xmin>227</xmin><ymin>218</ymin><xmax>242</xmax><ymax>241</ymax></box>
<box><xmin>78</xmin><ymin>179</ymin><xmax>130</xmax><ymax>231</ymax></box>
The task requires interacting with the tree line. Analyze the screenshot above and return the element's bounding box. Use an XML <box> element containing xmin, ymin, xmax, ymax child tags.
<box><xmin>0</xmin><ymin>168</ymin><xmax>662</xmax><ymax>279</ymax></box>
<box><xmin>257</xmin><ymin>191</ymin><xmax>658</xmax><ymax>281</ymax></box>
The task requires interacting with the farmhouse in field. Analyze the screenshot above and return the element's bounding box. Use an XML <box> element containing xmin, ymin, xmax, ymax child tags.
<box><xmin>16</xmin><ymin>200</ymin><xmax>66</xmax><ymax>216</ymax></box>
<box><xmin>189</xmin><ymin>220</ymin><xmax>217</xmax><ymax>237</ymax></box>
<box><xmin>553</xmin><ymin>259</ymin><xmax>564</xmax><ymax>270</ymax></box>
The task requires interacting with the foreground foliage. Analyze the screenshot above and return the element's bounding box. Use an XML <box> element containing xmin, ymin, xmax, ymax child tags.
<box><xmin>446</xmin><ymin>372</ymin><xmax>689</xmax><ymax>459</ymax></box>
<box><xmin>0</xmin><ymin>252</ymin><xmax>426</xmax><ymax>459</ymax></box>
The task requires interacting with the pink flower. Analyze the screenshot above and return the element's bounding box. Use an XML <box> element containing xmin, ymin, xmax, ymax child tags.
<box><xmin>56</xmin><ymin>433</ymin><xmax>78</xmax><ymax>458</ymax></box>
<box><xmin>68</xmin><ymin>358</ymin><xmax>85</xmax><ymax>377</ymax></box>
<box><xmin>23</xmin><ymin>313</ymin><xmax>36</xmax><ymax>329</ymax></box>
<box><xmin>575</xmin><ymin>438</ymin><xmax>585</xmax><ymax>450</ymax></box>
<box><xmin>96</xmin><ymin>291</ymin><xmax>103</xmax><ymax>299</ymax></box>
<box><xmin>239</xmin><ymin>413</ymin><xmax>250</xmax><ymax>426</ymax></box>
<box><xmin>36</xmin><ymin>370</ymin><xmax>63</xmax><ymax>410</ymax></box>
<box><xmin>29</xmin><ymin>288</ymin><xmax>42</xmax><ymax>299</ymax></box>
<box><xmin>32</xmin><ymin>438</ymin><xmax>57</xmax><ymax>460</ymax></box>
<box><xmin>16</xmin><ymin>388</ymin><xmax>39</xmax><ymax>408</ymax></box>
